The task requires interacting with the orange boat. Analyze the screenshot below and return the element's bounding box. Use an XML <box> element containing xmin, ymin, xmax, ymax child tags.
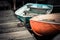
<box><xmin>30</xmin><ymin>13</ymin><xmax>60</xmax><ymax>36</ymax></box>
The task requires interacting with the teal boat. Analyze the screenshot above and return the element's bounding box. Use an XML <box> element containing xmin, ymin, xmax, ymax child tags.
<box><xmin>15</xmin><ymin>3</ymin><xmax>53</xmax><ymax>25</ymax></box>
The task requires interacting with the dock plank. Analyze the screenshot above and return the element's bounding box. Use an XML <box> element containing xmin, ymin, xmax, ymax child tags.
<box><xmin>0</xmin><ymin>30</ymin><xmax>36</xmax><ymax>40</ymax></box>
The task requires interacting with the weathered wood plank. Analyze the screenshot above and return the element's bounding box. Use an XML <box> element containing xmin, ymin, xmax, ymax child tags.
<box><xmin>0</xmin><ymin>30</ymin><xmax>35</xmax><ymax>40</ymax></box>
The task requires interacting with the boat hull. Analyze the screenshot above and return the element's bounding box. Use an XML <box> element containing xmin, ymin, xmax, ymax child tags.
<box><xmin>17</xmin><ymin>15</ymin><xmax>31</xmax><ymax>23</ymax></box>
<box><xmin>30</xmin><ymin>20</ymin><xmax>59</xmax><ymax>36</ymax></box>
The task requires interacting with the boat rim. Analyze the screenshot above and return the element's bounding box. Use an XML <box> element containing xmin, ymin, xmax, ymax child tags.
<box><xmin>30</xmin><ymin>20</ymin><xmax>60</xmax><ymax>24</ymax></box>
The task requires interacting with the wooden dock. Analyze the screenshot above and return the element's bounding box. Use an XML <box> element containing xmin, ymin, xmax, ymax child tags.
<box><xmin>0</xmin><ymin>10</ymin><xmax>36</xmax><ymax>40</ymax></box>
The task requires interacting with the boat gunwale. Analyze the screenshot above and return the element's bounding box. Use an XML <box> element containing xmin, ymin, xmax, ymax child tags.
<box><xmin>30</xmin><ymin>19</ymin><xmax>60</xmax><ymax>24</ymax></box>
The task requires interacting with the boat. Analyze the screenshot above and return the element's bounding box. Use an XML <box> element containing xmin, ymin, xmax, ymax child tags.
<box><xmin>30</xmin><ymin>13</ymin><xmax>60</xmax><ymax>36</ymax></box>
<box><xmin>15</xmin><ymin>3</ymin><xmax>53</xmax><ymax>25</ymax></box>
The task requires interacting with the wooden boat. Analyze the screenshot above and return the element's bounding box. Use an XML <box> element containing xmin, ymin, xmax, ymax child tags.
<box><xmin>30</xmin><ymin>13</ymin><xmax>60</xmax><ymax>36</ymax></box>
<box><xmin>15</xmin><ymin>3</ymin><xmax>53</xmax><ymax>24</ymax></box>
